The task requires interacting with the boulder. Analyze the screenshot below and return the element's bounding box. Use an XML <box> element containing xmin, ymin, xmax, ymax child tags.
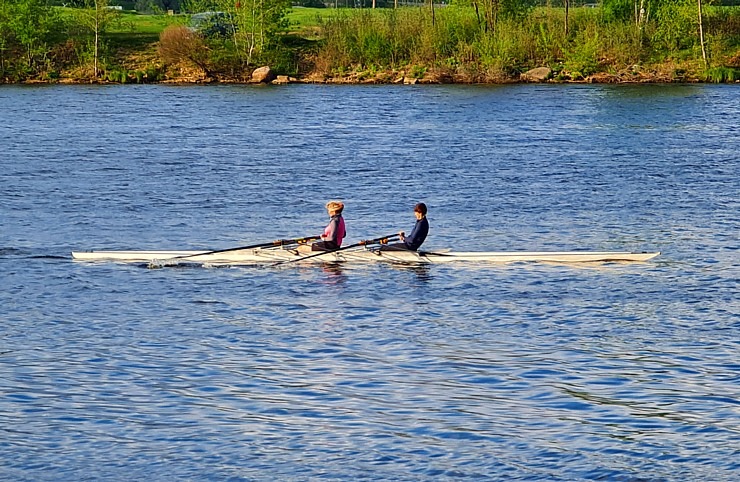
<box><xmin>272</xmin><ymin>75</ymin><xmax>290</xmax><ymax>85</ymax></box>
<box><xmin>251</xmin><ymin>66</ymin><xmax>275</xmax><ymax>83</ymax></box>
<box><xmin>521</xmin><ymin>67</ymin><xmax>552</xmax><ymax>82</ymax></box>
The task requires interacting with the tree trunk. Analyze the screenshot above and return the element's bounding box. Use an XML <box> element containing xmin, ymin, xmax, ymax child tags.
<box><xmin>564</xmin><ymin>0</ymin><xmax>569</xmax><ymax>37</ymax></box>
<box><xmin>247</xmin><ymin>0</ymin><xmax>257</xmax><ymax>66</ymax></box>
<box><xmin>94</xmin><ymin>3</ymin><xmax>99</xmax><ymax>78</ymax></box>
<box><xmin>698</xmin><ymin>0</ymin><xmax>707</xmax><ymax>67</ymax></box>
<box><xmin>636</xmin><ymin>0</ymin><xmax>647</xmax><ymax>46</ymax></box>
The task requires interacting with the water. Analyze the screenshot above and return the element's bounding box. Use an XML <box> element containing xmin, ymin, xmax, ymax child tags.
<box><xmin>1</xmin><ymin>84</ymin><xmax>738</xmax><ymax>481</ymax></box>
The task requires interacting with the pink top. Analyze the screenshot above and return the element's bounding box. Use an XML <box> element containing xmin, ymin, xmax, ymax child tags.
<box><xmin>322</xmin><ymin>215</ymin><xmax>346</xmax><ymax>247</ymax></box>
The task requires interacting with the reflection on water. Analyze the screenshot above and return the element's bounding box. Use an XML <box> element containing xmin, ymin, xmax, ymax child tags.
<box><xmin>319</xmin><ymin>263</ymin><xmax>347</xmax><ymax>283</ymax></box>
<box><xmin>0</xmin><ymin>84</ymin><xmax>738</xmax><ymax>481</ymax></box>
<box><xmin>397</xmin><ymin>263</ymin><xmax>433</xmax><ymax>283</ymax></box>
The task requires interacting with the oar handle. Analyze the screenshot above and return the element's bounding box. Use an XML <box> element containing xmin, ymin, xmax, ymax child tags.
<box><xmin>274</xmin><ymin>233</ymin><xmax>400</xmax><ymax>266</ymax></box>
<box><xmin>358</xmin><ymin>234</ymin><xmax>400</xmax><ymax>246</ymax></box>
<box><xmin>275</xmin><ymin>236</ymin><xmax>320</xmax><ymax>246</ymax></box>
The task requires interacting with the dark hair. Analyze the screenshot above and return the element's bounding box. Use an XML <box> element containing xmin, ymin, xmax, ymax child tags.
<box><xmin>414</xmin><ymin>202</ymin><xmax>427</xmax><ymax>216</ymax></box>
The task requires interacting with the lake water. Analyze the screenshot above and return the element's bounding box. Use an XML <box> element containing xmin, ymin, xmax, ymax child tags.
<box><xmin>1</xmin><ymin>83</ymin><xmax>738</xmax><ymax>481</ymax></box>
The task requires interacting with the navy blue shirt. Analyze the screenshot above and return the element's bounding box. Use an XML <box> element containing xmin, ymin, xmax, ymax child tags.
<box><xmin>404</xmin><ymin>217</ymin><xmax>429</xmax><ymax>251</ymax></box>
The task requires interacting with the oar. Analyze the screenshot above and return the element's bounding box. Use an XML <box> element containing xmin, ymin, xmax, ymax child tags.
<box><xmin>274</xmin><ymin>233</ymin><xmax>400</xmax><ymax>266</ymax></box>
<box><xmin>148</xmin><ymin>235</ymin><xmax>320</xmax><ymax>268</ymax></box>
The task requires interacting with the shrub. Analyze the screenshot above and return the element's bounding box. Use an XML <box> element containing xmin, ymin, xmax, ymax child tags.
<box><xmin>705</xmin><ymin>66</ymin><xmax>740</xmax><ymax>82</ymax></box>
<box><xmin>562</xmin><ymin>25</ymin><xmax>601</xmax><ymax>79</ymax></box>
<box><xmin>158</xmin><ymin>25</ymin><xmax>211</xmax><ymax>75</ymax></box>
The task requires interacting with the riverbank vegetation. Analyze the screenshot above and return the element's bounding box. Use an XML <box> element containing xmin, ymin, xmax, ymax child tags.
<box><xmin>1</xmin><ymin>0</ymin><xmax>739</xmax><ymax>84</ymax></box>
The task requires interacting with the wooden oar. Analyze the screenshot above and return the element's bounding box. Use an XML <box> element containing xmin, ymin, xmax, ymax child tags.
<box><xmin>148</xmin><ymin>235</ymin><xmax>320</xmax><ymax>268</ymax></box>
<box><xmin>273</xmin><ymin>233</ymin><xmax>400</xmax><ymax>266</ymax></box>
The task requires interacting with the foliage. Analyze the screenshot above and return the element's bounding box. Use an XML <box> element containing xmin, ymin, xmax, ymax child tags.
<box><xmin>704</xmin><ymin>65</ymin><xmax>739</xmax><ymax>81</ymax></box>
<box><xmin>601</xmin><ymin>0</ymin><xmax>633</xmax><ymax>23</ymax></box>
<box><xmin>99</xmin><ymin>65</ymin><xmax>162</xmax><ymax>82</ymax></box>
<box><xmin>562</xmin><ymin>25</ymin><xmax>600</xmax><ymax>78</ymax></box>
<box><xmin>650</xmin><ymin>0</ymin><xmax>701</xmax><ymax>51</ymax></box>
<box><xmin>1</xmin><ymin>2</ymin><xmax>740</xmax><ymax>83</ymax></box>
<box><xmin>471</xmin><ymin>22</ymin><xmax>520</xmax><ymax>76</ymax></box>
<box><xmin>75</xmin><ymin>0</ymin><xmax>119</xmax><ymax>77</ymax></box>
<box><xmin>589</xmin><ymin>14</ymin><xmax>643</xmax><ymax>66</ymax></box>
<box><xmin>312</xmin><ymin>4</ymin><xmax>740</xmax><ymax>81</ymax></box>
<box><xmin>190</xmin><ymin>11</ymin><xmax>235</xmax><ymax>37</ymax></box>
<box><xmin>181</xmin><ymin>0</ymin><xmax>291</xmax><ymax>68</ymax></box>
<box><xmin>2</xmin><ymin>0</ymin><xmax>63</xmax><ymax>77</ymax></box>
<box><xmin>158</xmin><ymin>24</ymin><xmax>210</xmax><ymax>73</ymax></box>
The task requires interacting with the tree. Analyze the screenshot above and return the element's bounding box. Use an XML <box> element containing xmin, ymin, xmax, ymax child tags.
<box><xmin>181</xmin><ymin>0</ymin><xmax>289</xmax><ymax>67</ymax></box>
<box><xmin>602</xmin><ymin>0</ymin><xmax>710</xmax><ymax>54</ymax></box>
<box><xmin>0</xmin><ymin>0</ymin><xmax>12</xmax><ymax>77</ymax></box>
<box><xmin>225</xmin><ymin>0</ymin><xmax>290</xmax><ymax>66</ymax></box>
<box><xmin>651</xmin><ymin>0</ymin><xmax>705</xmax><ymax>52</ymax></box>
<box><xmin>697</xmin><ymin>0</ymin><xmax>707</xmax><ymax>66</ymax></box>
<box><xmin>6</xmin><ymin>0</ymin><xmax>61</xmax><ymax>73</ymax></box>
<box><xmin>76</xmin><ymin>0</ymin><xmax>117</xmax><ymax>77</ymax></box>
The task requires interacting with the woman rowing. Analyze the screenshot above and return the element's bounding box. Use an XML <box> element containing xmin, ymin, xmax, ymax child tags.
<box><xmin>383</xmin><ymin>202</ymin><xmax>429</xmax><ymax>251</ymax></box>
<box><xmin>298</xmin><ymin>200</ymin><xmax>346</xmax><ymax>252</ymax></box>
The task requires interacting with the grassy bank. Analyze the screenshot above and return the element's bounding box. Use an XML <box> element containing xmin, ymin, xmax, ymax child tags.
<box><xmin>309</xmin><ymin>5</ymin><xmax>740</xmax><ymax>83</ymax></box>
<box><xmin>3</xmin><ymin>5</ymin><xmax>739</xmax><ymax>84</ymax></box>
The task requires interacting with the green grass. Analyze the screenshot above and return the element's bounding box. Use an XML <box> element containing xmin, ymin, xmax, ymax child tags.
<box><xmin>58</xmin><ymin>6</ymin><xmax>391</xmax><ymax>39</ymax></box>
<box><xmin>286</xmin><ymin>7</ymin><xmax>352</xmax><ymax>36</ymax></box>
<box><xmin>108</xmin><ymin>10</ymin><xmax>186</xmax><ymax>35</ymax></box>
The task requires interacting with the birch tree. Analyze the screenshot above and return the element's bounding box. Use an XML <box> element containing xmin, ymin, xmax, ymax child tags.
<box><xmin>183</xmin><ymin>0</ymin><xmax>289</xmax><ymax>67</ymax></box>
<box><xmin>603</xmin><ymin>0</ymin><xmax>709</xmax><ymax>55</ymax></box>
<box><xmin>697</xmin><ymin>0</ymin><xmax>707</xmax><ymax>66</ymax></box>
<box><xmin>76</xmin><ymin>0</ymin><xmax>117</xmax><ymax>77</ymax></box>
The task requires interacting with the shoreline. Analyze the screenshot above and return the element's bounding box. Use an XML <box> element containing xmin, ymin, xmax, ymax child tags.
<box><xmin>10</xmin><ymin>71</ymin><xmax>739</xmax><ymax>86</ymax></box>
<box><xmin>7</xmin><ymin>57</ymin><xmax>739</xmax><ymax>86</ymax></box>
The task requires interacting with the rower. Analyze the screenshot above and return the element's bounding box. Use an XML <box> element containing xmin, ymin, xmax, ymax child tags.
<box><xmin>382</xmin><ymin>202</ymin><xmax>429</xmax><ymax>252</ymax></box>
<box><xmin>298</xmin><ymin>201</ymin><xmax>347</xmax><ymax>253</ymax></box>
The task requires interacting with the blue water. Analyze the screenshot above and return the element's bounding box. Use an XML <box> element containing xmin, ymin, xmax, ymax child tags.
<box><xmin>1</xmin><ymin>84</ymin><xmax>738</xmax><ymax>481</ymax></box>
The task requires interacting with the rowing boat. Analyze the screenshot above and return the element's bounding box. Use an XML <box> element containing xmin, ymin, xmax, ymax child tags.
<box><xmin>71</xmin><ymin>247</ymin><xmax>660</xmax><ymax>265</ymax></box>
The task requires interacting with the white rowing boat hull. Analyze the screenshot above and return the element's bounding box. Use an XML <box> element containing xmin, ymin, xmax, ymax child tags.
<box><xmin>71</xmin><ymin>249</ymin><xmax>660</xmax><ymax>265</ymax></box>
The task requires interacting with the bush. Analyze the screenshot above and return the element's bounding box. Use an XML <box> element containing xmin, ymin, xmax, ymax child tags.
<box><xmin>602</xmin><ymin>0</ymin><xmax>633</xmax><ymax>23</ymax></box>
<box><xmin>705</xmin><ymin>66</ymin><xmax>740</xmax><ymax>82</ymax></box>
<box><xmin>562</xmin><ymin>30</ymin><xmax>600</xmax><ymax>79</ymax></box>
<box><xmin>158</xmin><ymin>25</ymin><xmax>211</xmax><ymax>75</ymax></box>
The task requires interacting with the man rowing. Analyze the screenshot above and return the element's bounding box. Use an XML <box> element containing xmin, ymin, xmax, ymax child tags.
<box><xmin>382</xmin><ymin>202</ymin><xmax>429</xmax><ymax>252</ymax></box>
<box><xmin>298</xmin><ymin>200</ymin><xmax>347</xmax><ymax>252</ymax></box>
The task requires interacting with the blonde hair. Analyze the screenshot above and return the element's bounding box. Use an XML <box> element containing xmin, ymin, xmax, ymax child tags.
<box><xmin>326</xmin><ymin>200</ymin><xmax>344</xmax><ymax>214</ymax></box>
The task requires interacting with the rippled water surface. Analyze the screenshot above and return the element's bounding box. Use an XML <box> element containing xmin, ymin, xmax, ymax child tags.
<box><xmin>1</xmin><ymin>84</ymin><xmax>738</xmax><ymax>481</ymax></box>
